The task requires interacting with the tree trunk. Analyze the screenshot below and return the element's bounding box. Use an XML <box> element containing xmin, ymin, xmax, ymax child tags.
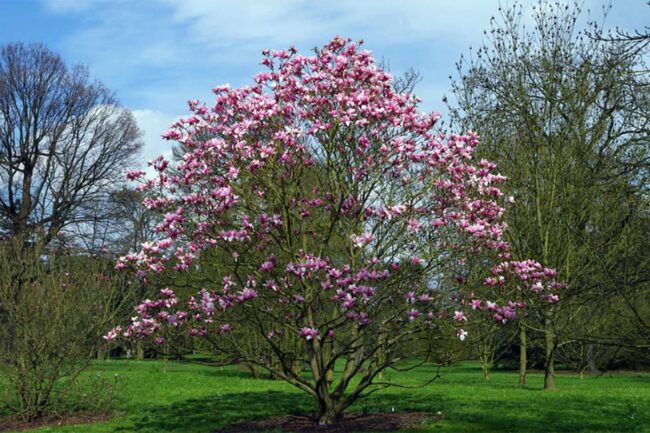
<box><xmin>326</xmin><ymin>367</ymin><xmax>334</xmax><ymax>385</ymax></box>
<box><xmin>97</xmin><ymin>345</ymin><xmax>106</xmax><ymax>361</ymax></box>
<box><xmin>543</xmin><ymin>316</ymin><xmax>556</xmax><ymax>390</ymax></box>
<box><xmin>518</xmin><ymin>324</ymin><xmax>527</xmax><ymax>386</ymax></box>
<box><xmin>481</xmin><ymin>361</ymin><xmax>490</xmax><ymax>381</ymax></box>
<box><xmin>291</xmin><ymin>359</ymin><xmax>303</xmax><ymax>377</ymax></box>
<box><xmin>318</xmin><ymin>400</ymin><xmax>342</xmax><ymax>425</ymax></box>
<box><xmin>135</xmin><ymin>341</ymin><xmax>145</xmax><ymax>360</ymax></box>
<box><xmin>586</xmin><ymin>344</ymin><xmax>600</xmax><ymax>376</ymax></box>
<box><xmin>242</xmin><ymin>362</ymin><xmax>260</xmax><ymax>379</ymax></box>
<box><xmin>479</xmin><ymin>346</ymin><xmax>491</xmax><ymax>381</ymax></box>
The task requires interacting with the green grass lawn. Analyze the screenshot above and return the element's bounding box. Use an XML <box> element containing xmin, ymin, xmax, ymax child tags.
<box><xmin>7</xmin><ymin>360</ymin><xmax>650</xmax><ymax>433</ymax></box>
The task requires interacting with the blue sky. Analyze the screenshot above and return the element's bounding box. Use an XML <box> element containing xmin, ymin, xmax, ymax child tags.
<box><xmin>1</xmin><ymin>0</ymin><xmax>647</xmax><ymax>166</ymax></box>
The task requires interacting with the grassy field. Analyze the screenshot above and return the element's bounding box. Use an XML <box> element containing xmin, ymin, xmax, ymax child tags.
<box><xmin>5</xmin><ymin>360</ymin><xmax>650</xmax><ymax>433</ymax></box>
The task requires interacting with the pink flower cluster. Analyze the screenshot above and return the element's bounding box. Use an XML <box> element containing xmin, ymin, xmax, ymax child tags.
<box><xmin>105</xmin><ymin>288</ymin><xmax>186</xmax><ymax>343</ymax></box>
<box><xmin>486</xmin><ymin>260</ymin><xmax>564</xmax><ymax>305</ymax></box>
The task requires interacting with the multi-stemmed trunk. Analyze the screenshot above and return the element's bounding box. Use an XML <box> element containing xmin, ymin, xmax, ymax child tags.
<box><xmin>317</xmin><ymin>397</ymin><xmax>342</xmax><ymax>425</ymax></box>
<box><xmin>306</xmin><ymin>326</ymin><xmax>368</xmax><ymax>425</ymax></box>
<box><xmin>311</xmin><ymin>361</ymin><xmax>347</xmax><ymax>425</ymax></box>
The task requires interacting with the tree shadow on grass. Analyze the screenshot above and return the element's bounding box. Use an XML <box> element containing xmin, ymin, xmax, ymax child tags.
<box><xmin>112</xmin><ymin>386</ymin><xmax>650</xmax><ymax>433</ymax></box>
<box><xmin>114</xmin><ymin>391</ymin><xmax>312</xmax><ymax>433</ymax></box>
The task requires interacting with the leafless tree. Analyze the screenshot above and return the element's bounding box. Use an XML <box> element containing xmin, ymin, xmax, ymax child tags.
<box><xmin>72</xmin><ymin>187</ymin><xmax>159</xmax><ymax>255</ymax></box>
<box><xmin>592</xmin><ymin>1</ymin><xmax>649</xmax><ymax>52</ymax></box>
<box><xmin>0</xmin><ymin>43</ymin><xmax>142</xmax><ymax>243</ymax></box>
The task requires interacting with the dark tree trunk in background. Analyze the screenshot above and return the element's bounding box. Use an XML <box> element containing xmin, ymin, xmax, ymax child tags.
<box><xmin>518</xmin><ymin>324</ymin><xmax>527</xmax><ymax>386</ymax></box>
<box><xmin>544</xmin><ymin>316</ymin><xmax>557</xmax><ymax>391</ymax></box>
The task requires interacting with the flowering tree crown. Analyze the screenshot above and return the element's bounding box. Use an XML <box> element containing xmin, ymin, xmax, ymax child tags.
<box><xmin>108</xmin><ymin>36</ymin><xmax>559</xmax><ymax>424</ymax></box>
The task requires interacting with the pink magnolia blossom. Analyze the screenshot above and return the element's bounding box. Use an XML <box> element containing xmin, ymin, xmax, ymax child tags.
<box><xmin>299</xmin><ymin>327</ymin><xmax>319</xmax><ymax>340</ymax></box>
<box><xmin>454</xmin><ymin>311</ymin><xmax>468</xmax><ymax>322</ymax></box>
<box><xmin>350</xmin><ymin>232</ymin><xmax>374</xmax><ymax>247</ymax></box>
<box><xmin>126</xmin><ymin>169</ymin><xmax>146</xmax><ymax>180</ymax></box>
<box><xmin>103</xmin><ymin>327</ymin><xmax>121</xmax><ymax>341</ymax></box>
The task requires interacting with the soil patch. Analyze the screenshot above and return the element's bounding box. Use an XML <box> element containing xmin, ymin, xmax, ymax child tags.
<box><xmin>0</xmin><ymin>411</ymin><xmax>110</xmax><ymax>432</ymax></box>
<box><xmin>216</xmin><ymin>411</ymin><xmax>442</xmax><ymax>433</ymax></box>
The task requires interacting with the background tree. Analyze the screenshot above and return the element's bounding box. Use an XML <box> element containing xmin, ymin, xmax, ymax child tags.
<box><xmin>70</xmin><ymin>187</ymin><xmax>159</xmax><ymax>255</ymax></box>
<box><xmin>592</xmin><ymin>1</ymin><xmax>649</xmax><ymax>52</ymax></box>
<box><xmin>107</xmin><ymin>38</ymin><xmax>557</xmax><ymax>425</ymax></box>
<box><xmin>448</xmin><ymin>1</ymin><xmax>650</xmax><ymax>389</ymax></box>
<box><xmin>0</xmin><ymin>238</ymin><xmax>134</xmax><ymax>421</ymax></box>
<box><xmin>0</xmin><ymin>42</ymin><xmax>142</xmax><ymax>244</ymax></box>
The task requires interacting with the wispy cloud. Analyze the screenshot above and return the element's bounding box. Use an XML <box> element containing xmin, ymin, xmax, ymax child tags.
<box><xmin>161</xmin><ymin>0</ymin><xmax>498</xmax><ymax>49</ymax></box>
<box><xmin>131</xmin><ymin>109</ymin><xmax>178</xmax><ymax>172</ymax></box>
<box><xmin>42</xmin><ymin>0</ymin><xmax>97</xmax><ymax>13</ymax></box>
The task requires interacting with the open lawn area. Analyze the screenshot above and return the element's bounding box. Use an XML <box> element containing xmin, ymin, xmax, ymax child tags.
<box><xmin>5</xmin><ymin>360</ymin><xmax>649</xmax><ymax>433</ymax></box>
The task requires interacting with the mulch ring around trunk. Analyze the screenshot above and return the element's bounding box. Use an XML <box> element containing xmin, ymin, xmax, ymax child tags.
<box><xmin>216</xmin><ymin>411</ymin><xmax>443</xmax><ymax>433</ymax></box>
<box><xmin>0</xmin><ymin>411</ymin><xmax>110</xmax><ymax>432</ymax></box>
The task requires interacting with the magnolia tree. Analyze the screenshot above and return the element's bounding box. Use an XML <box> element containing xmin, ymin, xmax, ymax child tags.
<box><xmin>107</xmin><ymin>38</ymin><xmax>559</xmax><ymax>425</ymax></box>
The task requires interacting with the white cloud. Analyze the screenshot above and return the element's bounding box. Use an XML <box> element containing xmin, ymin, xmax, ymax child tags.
<box><xmin>131</xmin><ymin>109</ymin><xmax>177</xmax><ymax>171</ymax></box>
<box><xmin>162</xmin><ymin>0</ymin><xmax>497</xmax><ymax>48</ymax></box>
